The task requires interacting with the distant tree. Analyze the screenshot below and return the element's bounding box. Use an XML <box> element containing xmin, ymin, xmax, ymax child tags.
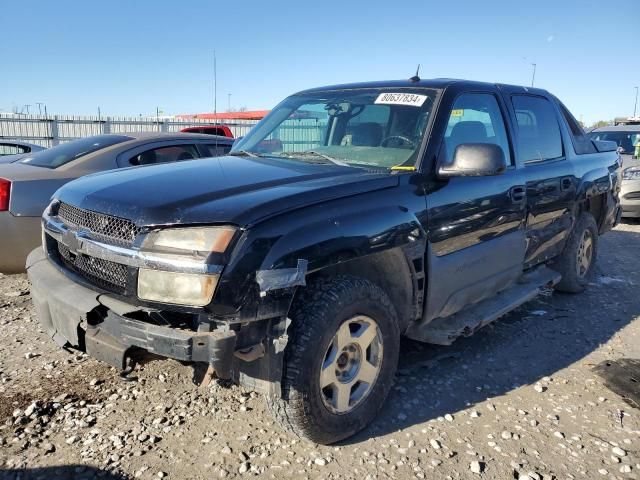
<box><xmin>591</xmin><ymin>120</ymin><xmax>611</xmax><ymax>129</ymax></box>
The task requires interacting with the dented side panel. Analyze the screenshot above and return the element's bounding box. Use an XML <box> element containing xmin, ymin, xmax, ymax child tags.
<box><xmin>209</xmin><ymin>174</ymin><xmax>429</xmax><ymax>323</ymax></box>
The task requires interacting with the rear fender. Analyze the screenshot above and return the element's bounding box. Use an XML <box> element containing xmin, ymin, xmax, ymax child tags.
<box><xmin>576</xmin><ymin>166</ymin><xmax>619</xmax><ymax>233</ymax></box>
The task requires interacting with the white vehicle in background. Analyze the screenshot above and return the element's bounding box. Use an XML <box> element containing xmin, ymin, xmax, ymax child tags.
<box><xmin>590</xmin><ymin>124</ymin><xmax>640</xmax><ymax>218</ymax></box>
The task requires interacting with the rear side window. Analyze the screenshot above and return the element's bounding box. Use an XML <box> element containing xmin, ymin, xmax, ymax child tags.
<box><xmin>557</xmin><ymin>101</ymin><xmax>596</xmax><ymax>155</ymax></box>
<box><xmin>203</xmin><ymin>143</ymin><xmax>232</xmax><ymax>157</ymax></box>
<box><xmin>21</xmin><ymin>135</ymin><xmax>131</xmax><ymax>168</ymax></box>
<box><xmin>0</xmin><ymin>144</ymin><xmax>28</xmax><ymax>156</ymax></box>
<box><xmin>130</xmin><ymin>145</ymin><xmax>199</xmax><ymax>165</ymax></box>
<box><xmin>512</xmin><ymin>95</ymin><xmax>563</xmax><ymax>163</ymax></box>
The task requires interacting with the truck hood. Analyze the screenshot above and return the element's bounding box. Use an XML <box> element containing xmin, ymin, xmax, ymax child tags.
<box><xmin>55</xmin><ymin>155</ymin><xmax>399</xmax><ymax>227</ymax></box>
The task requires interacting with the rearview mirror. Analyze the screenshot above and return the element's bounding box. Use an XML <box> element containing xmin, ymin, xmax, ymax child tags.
<box><xmin>438</xmin><ymin>143</ymin><xmax>507</xmax><ymax>178</ymax></box>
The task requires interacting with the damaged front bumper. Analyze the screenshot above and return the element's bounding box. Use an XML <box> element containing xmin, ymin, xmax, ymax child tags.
<box><xmin>27</xmin><ymin>247</ymin><xmax>238</xmax><ymax>379</ymax></box>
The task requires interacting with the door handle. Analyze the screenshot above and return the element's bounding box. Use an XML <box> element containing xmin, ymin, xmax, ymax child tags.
<box><xmin>509</xmin><ymin>185</ymin><xmax>526</xmax><ymax>203</ymax></box>
<box><xmin>561</xmin><ymin>177</ymin><xmax>573</xmax><ymax>191</ymax></box>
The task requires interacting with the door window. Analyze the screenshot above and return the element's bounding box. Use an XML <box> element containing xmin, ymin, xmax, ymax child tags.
<box><xmin>0</xmin><ymin>144</ymin><xmax>28</xmax><ymax>156</ymax></box>
<box><xmin>130</xmin><ymin>145</ymin><xmax>199</xmax><ymax>165</ymax></box>
<box><xmin>443</xmin><ymin>93</ymin><xmax>512</xmax><ymax>165</ymax></box>
<box><xmin>512</xmin><ymin>95</ymin><xmax>563</xmax><ymax>163</ymax></box>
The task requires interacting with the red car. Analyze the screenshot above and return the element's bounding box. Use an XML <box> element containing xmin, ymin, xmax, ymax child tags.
<box><xmin>181</xmin><ymin>125</ymin><xmax>233</xmax><ymax>138</ymax></box>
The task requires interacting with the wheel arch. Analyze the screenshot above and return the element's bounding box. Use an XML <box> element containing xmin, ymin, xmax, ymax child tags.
<box><xmin>301</xmin><ymin>243</ymin><xmax>425</xmax><ymax>333</ymax></box>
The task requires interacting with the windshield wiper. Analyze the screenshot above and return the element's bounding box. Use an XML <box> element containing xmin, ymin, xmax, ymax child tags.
<box><xmin>229</xmin><ymin>150</ymin><xmax>260</xmax><ymax>158</ymax></box>
<box><xmin>279</xmin><ymin>151</ymin><xmax>349</xmax><ymax>167</ymax></box>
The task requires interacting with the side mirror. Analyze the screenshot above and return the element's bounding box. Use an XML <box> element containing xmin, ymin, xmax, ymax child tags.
<box><xmin>438</xmin><ymin>143</ymin><xmax>507</xmax><ymax>178</ymax></box>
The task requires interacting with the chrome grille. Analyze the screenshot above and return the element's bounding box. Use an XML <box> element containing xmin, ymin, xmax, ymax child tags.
<box><xmin>57</xmin><ymin>202</ymin><xmax>141</xmax><ymax>247</ymax></box>
<box><xmin>57</xmin><ymin>241</ymin><xmax>127</xmax><ymax>293</ymax></box>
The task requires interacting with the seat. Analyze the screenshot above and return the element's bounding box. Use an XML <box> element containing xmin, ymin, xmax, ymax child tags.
<box><xmin>136</xmin><ymin>150</ymin><xmax>157</xmax><ymax>165</ymax></box>
<box><xmin>446</xmin><ymin>121</ymin><xmax>488</xmax><ymax>161</ymax></box>
<box><xmin>348</xmin><ymin>122</ymin><xmax>383</xmax><ymax>146</ymax></box>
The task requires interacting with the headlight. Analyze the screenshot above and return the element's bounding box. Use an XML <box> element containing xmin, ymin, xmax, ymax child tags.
<box><xmin>137</xmin><ymin>226</ymin><xmax>236</xmax><ymax>306</ymax></box>
<box><xmin>142</xmin><ymin>226</ymin><xmax>236</xmax><ymax>255</ymax></box>
<box><xmin>138</xmin><ymin>269</ymin><xmax>218</xmax><ymax>306</ymax></box>
<box><xmin>623</xmin><ymin>167</ymin><xmax>640</xmax><ymax>180</ymax></box>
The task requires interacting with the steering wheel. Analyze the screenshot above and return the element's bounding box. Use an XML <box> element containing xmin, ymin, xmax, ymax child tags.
<box><xmin>380</xmin><ymin>135</ymin><xmax>416</xmax><ymax>148</ymax></box>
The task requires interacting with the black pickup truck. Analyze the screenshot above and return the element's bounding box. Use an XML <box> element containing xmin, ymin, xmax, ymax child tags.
<box><xmin>27</xmin><ymin>79</ymin><xmax>621</xmax><ymax>444</ymax></box>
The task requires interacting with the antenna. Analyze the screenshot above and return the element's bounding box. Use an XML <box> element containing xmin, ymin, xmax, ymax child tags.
<box><xmin>409</xmin><ymin>64</ymin><xmax>421</xmax><ymax>82</ymax></box>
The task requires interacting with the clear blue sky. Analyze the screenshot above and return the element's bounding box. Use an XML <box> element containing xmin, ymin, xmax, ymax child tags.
<box><xmin>1</xmin><ymin>0</ymin><xmax>637</xmax><ymax>125</ymax></box>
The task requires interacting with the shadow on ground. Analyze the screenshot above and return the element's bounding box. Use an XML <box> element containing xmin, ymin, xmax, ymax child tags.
<box><xmin>345</xmin><ymin>226</ymin><xmax>640</xmax><ymax>444</ymax></box>
<box><xmin>0</xmin><ymin>466</ymin><xmax>129</xmax><ymax>480</ymax></box>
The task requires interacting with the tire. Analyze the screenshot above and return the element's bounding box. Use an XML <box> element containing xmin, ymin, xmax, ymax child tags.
<box><xmin>553</xmin><ymin>212</ymin><xmax>598</xmax><ymax>293</ymax></box>
<box><xmin>267</xmin><ymin>275</ymin><xmax>400</xmax><ymax>444</ymax></box>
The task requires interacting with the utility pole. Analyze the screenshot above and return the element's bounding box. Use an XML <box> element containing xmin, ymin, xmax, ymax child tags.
<box><xmin>213</xmin><ymin>50</ymin><xmax>217</xmax><ymax>118</ymax></box>
<box><xmin>156</xmin><ymin>106</ymin><xmax>160</xmax><ymax>131</ymax></box>
<box><xmin>23</xmin><ymin>104</ymin><xmax>31</xmax><ymax>115</ymax></box>
<box><xmin>228</xmin><ymin>93</ymin><xmax>232</xmax><ymax>112</ymax></box>
<box><xmin>531</xmin><ymin>63</ymin><xmax>537</xmax><ymax>87</ymax></box>
<box><xmin>634</xmin><ymin>86</ymin><xmax>638</xmax><ymax>118</ymax></box>
<box><xmin>36</xmin><ymin>102</ymin><xmax>44</xmax><ymax>115</ymax></box>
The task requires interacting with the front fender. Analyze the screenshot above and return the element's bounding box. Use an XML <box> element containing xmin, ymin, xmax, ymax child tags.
<box><xmin>211</xmin><ymin>184</ymin><xmax>427</xmax><ymax>323</ymax></box>
<box><xmin>260</xmin><ymin>205</ymin><xmax>424</xmax><ymax>273</ymax></box>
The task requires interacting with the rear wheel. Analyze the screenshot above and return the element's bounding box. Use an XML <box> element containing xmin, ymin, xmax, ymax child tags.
<box><xmin>553</xmin><ymin>212</ymin><xmax>598</xmax><ymax>293</ymax></box>
<box><xmin>267</xmin><ymin>275</ymin><xmax>400</xmax><ymax>444</ymax></box>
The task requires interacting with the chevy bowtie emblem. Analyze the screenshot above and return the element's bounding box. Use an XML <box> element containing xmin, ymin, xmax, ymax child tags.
<box><xmin>62</xmin><ymin>230</ymin><xmax>85</xmax><ymax>255</ymax></box>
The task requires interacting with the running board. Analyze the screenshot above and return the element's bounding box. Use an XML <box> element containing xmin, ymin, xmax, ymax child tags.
<box><xmin>410</xmin><ymin>267</ymin><xmax>561</xmax><ymax>346</ymax></box>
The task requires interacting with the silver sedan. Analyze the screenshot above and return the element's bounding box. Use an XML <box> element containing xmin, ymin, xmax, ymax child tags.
<box><xmin>0</xmin><ymin>132</ymin><xmax>233</xmax><ymax>272</ymax></box>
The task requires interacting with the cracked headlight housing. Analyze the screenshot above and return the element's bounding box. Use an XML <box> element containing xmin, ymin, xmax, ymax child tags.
<box><xmin>137</xmin><ymin>226</ymin><xmax>236</xmax><ymax>306</ymax></box>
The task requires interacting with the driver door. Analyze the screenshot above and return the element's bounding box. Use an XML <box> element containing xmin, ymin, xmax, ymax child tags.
<box><xmin>424</xmin><ymin>90</ymin><xmax>527</xmax><ymax>321</ymax></box>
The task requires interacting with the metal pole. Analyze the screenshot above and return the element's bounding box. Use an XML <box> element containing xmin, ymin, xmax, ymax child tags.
<box><xmin>214</xmin><ymin>50</ymin><xmax>217</xmax><ymax>118</ymax></box>
<box><xmin>36</xmin><ymin>102</ymin><xmax>43</xmax><ymax>115</ymax></box>
<box><xmin>156</xmin><ymin>107</ymin><xmax>160</xmax><ymax>132</ymax></box>
<box><xmin>634</xmin><ymin>86</ymin><xmax>638</xmax><ymax>118</ymax></box>
<box><xmin>531</xmin><ymin>63</ymin><xmax>537</xmax><ymax>87</ymax></box>
<box><xmin>98</xmin><ymin>107</ymin><xmax>101</xmax><ymax>134</ymax></box>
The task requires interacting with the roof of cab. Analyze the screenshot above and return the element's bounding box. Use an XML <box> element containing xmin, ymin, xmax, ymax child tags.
<box><xmin>295</xmin><ymin>78</ymin><xmax>551</xmax><ymax>96</ymax></box>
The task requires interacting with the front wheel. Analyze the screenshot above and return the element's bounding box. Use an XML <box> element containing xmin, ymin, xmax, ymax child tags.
<box><xmin>553</xmin><ymin>212</ymin><xmax>598</xmax><ymax>293</ymax></box>
<box><xmin>267</xmin><ymin>275</ymin><xmax>400</xmax><ymax>444</ymax></box>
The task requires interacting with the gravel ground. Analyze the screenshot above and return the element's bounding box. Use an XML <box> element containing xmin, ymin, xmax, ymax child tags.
<box><xmin>1</xmin><ymin>223</ymin><xmax>640</xmax><ymax>480</ymax></box>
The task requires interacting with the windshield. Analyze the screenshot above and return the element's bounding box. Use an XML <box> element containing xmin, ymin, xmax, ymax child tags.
<box><xmin>20</xmin><ymin>135</ymin><xmax>132</xmax><ymax>168</ymax></box>
<box><xmin>233</xmin><ymin>88</ymin><xmax>438</xmax><ymax>169</ymax></box>
<box><xmin>589</xmin><ymin>131</ymin><xmax>640</xmax><ymax>154</ymax></box>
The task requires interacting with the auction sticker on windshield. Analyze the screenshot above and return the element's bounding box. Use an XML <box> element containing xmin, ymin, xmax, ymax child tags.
<box><xmin>375</xmin><ymin>93</ymin><xmax>428</xmax><ymax>107</ymax></box>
